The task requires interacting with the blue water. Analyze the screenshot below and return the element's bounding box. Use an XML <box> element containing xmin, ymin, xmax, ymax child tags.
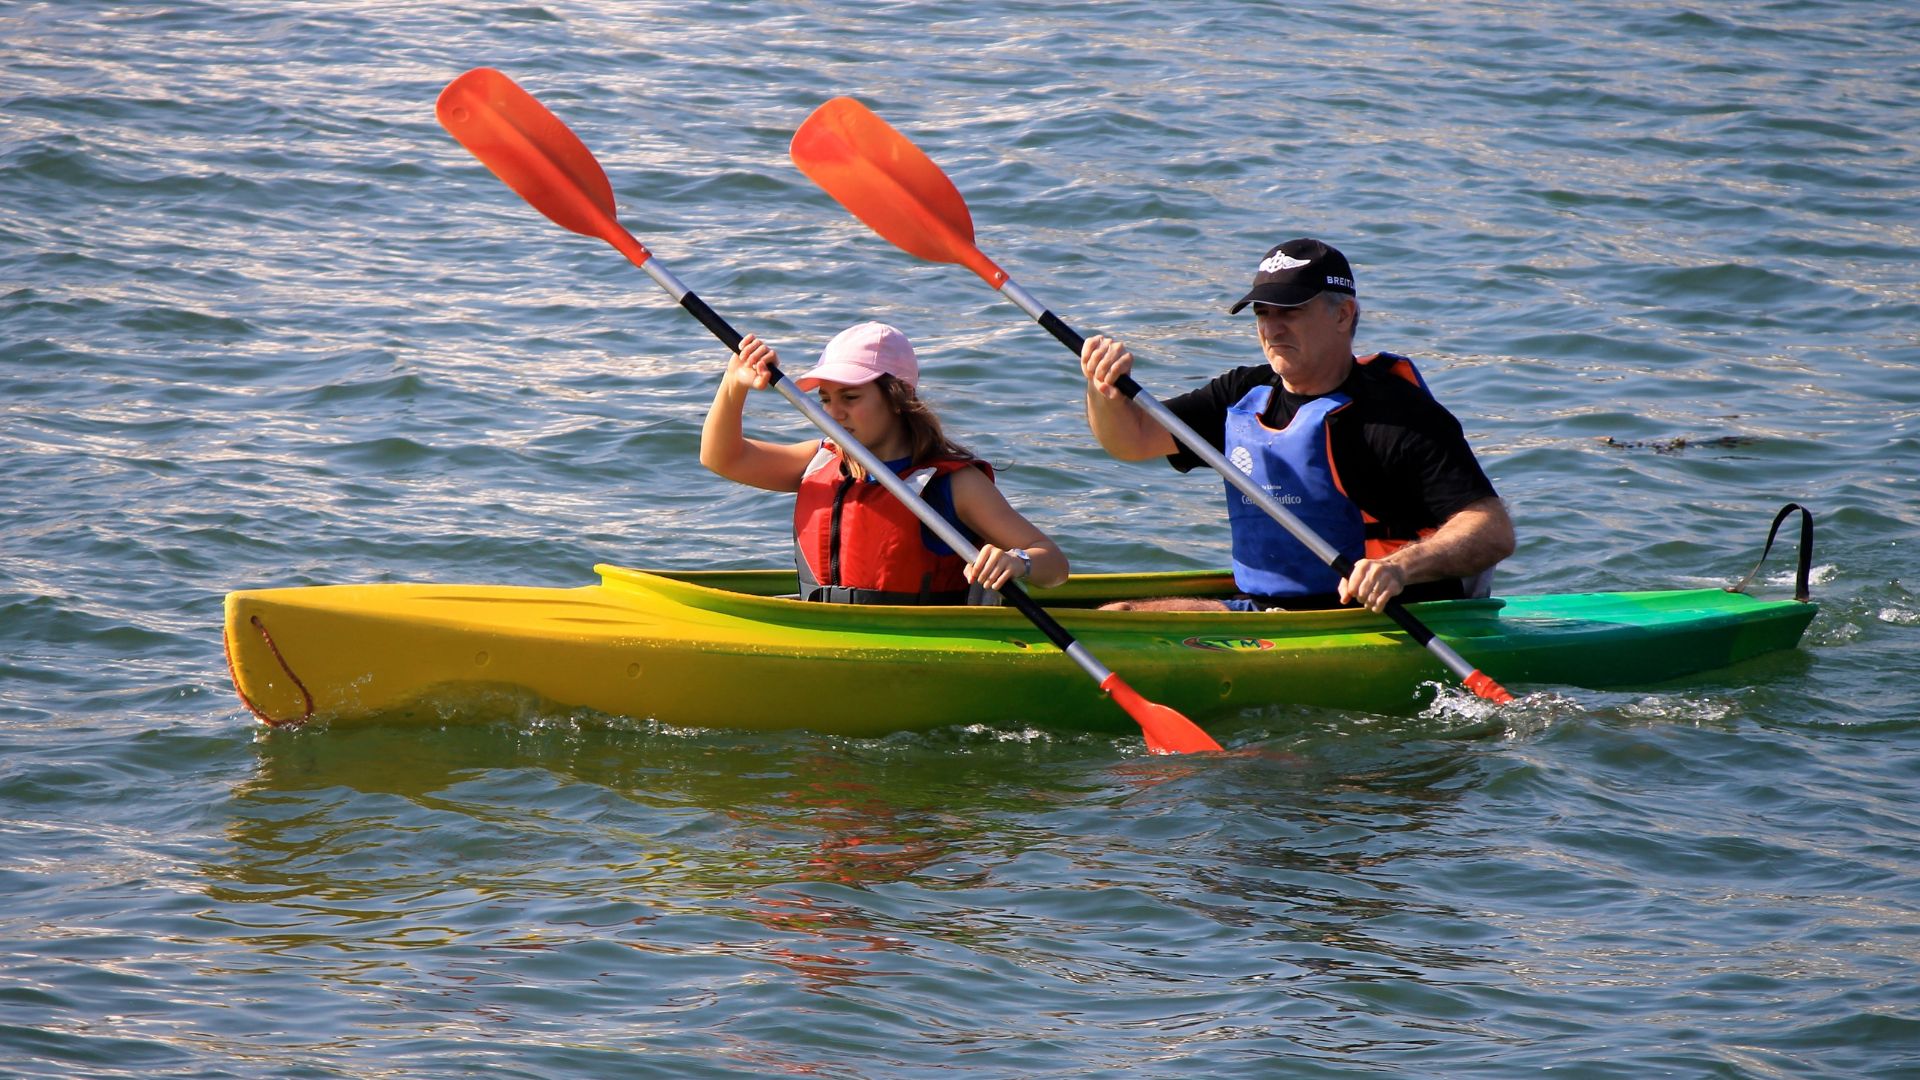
<box><xmin>5</xmin><ymin>1</ymin><xmax>1919</xmax><ymax>1076</ymax></box>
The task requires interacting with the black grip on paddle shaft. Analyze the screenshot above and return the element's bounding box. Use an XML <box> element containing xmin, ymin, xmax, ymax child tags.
<box><xmin>679</xmin><ymin>291</ymin><xmax>742</xmax><ymax>352</ymax></box>
<box><xmin>1330</xmin><ymin>553</ymin><xmax>1435</xmax><ymax>645</ymax></box>
<box><xmin>999</xmin><ymin>583</ymin><xmax>1078</xmax><ymax>652</ymax></box>
<box><xmin>1381</xmin><ymin>600</ymin><xmax>1437</xmax><ymax>647</ymax></box>
<box><xmin>1036</xmin><ymin>309</ymin><xmax>1142</xmax><ymax>400</ymax></box>
<box><xmin>1037</xmin><ymin>310</ymin><xmax>1083</xmax><ymax>354</ymax></box>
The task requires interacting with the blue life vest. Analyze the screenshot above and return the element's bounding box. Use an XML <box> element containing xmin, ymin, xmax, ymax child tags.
<box><xmin>1223</xmin><ymin>386</ymin><xmax>1363</xmax><ymax>597</ymax></box>
<box><xmin>1222</xmin><ymin>354</ymin><xmax>1492</xmax><ymax>604</ymax></box>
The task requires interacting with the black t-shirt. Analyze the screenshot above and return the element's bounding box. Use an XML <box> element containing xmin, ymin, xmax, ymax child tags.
<box><xmin>1163</xmin><ymin>356</ymin><xmax>1497</xmax><ymax>540</ymax></box>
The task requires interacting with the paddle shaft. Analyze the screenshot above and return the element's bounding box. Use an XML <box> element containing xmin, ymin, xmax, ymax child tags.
<box><xmin>996</xmin><ymin>279</ymin><xmax>1502</xmax><ymax>692</ymax></box>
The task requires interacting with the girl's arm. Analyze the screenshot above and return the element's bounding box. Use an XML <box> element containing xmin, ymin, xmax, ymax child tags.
<box><xmin>947</xmin><ymin>466</ymin><xmax>1069</xmax><ymax>590</ymax></box>
<box><xmin>698</xmin><ymin>334</ymin><xmax>818</xmax><ymax>493</ymax></box>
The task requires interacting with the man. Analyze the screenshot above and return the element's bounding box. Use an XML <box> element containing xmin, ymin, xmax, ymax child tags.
<box><xmin>1079</xmin><ymin>237</ymin><xmax>1514</xmax><ymax>613</ymax></box>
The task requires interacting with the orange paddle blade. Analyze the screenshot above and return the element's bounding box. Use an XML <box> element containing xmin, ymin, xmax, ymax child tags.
<box><xmin>436</xmin><ymin>68</ymin><xmax>648</xmax><ymax>266</ymax></box>
<box><xmin>1100</xmin><ymin>674</ymin><xmax>1221</xmax><ymax>755</ymax></box>
<box><xmin>790</xmin><ymin>98</ymin><xmax>1007</xmax><ymax>286</ymax></box>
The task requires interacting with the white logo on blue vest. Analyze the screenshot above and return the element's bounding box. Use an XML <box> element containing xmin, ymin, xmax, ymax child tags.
<box><xmin>1229</xmin><ymin>446</ymin><xmax>1256</xmax><ymax>475</ymax></box>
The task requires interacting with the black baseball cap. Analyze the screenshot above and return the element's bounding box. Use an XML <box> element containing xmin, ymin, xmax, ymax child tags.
<box><xmin>1227</xmin><ymin>238</ymin><xmax>1356</xmax><ymax>313</ymax></box>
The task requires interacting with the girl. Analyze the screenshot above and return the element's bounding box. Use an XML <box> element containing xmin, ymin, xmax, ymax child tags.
<box><xmin>700</xmin><ymin>322</ymin><xmax>1068</xmax><ymax>604</ymax></box>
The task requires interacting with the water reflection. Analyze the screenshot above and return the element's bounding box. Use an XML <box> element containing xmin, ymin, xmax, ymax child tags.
<box><xmin>211</xmin><ymin>712</ymin><xmax>1509</xmax><ymax>1047</ymax></box>
<box><xmin>218</xmin><ymin>719</ymin><xmax>1088</xmax><ymax>992</ymax></box>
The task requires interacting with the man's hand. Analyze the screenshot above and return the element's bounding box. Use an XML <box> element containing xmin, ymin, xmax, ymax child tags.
<box><xmin>1339</xmin><ymin>557</ymin><xmax>1408</xmax><ymax>613</ymax></box>
<box><xmin>1080</xmin><ymin>335</ymin><xmax>1135</xmax><ymax>400</ymax></box>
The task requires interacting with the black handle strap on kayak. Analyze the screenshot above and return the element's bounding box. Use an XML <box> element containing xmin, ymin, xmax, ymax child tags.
<box><xmin>1727</xmin><ymin>503</ymin><xmax>1813</xmax><ymax>602</ymax></box>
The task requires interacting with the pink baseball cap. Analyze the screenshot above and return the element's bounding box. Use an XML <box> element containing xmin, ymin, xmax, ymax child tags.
<box><xmin>793</xmin><ymin>322</ymin><xmax>919</xmax><ymax>390</ymax></box>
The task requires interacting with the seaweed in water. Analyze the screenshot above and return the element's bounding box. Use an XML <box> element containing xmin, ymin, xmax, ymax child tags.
<box><xmin>1597</xmin><ymin>435</ymin><xmax>1759</xmax><ymax>455</ymax></box>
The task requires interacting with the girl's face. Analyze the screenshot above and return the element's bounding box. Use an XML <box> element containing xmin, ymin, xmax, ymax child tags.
<box><xmin>816</xmin><ymin>380</ymin><xmax>907</xmax><ymax>456</ymax></box>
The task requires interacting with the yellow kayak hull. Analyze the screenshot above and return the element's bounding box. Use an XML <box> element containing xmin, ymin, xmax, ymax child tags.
<box><xmin>223</xmin><ymin>566</ymin><xmax>1815</xmax><ymax>734</ymax></box>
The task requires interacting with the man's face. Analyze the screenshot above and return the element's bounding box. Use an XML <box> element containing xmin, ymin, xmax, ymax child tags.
<box><xmin>1254</xmin><ymin>295</ymin><xmax>1352</xmax><ymax>386</ymax></box>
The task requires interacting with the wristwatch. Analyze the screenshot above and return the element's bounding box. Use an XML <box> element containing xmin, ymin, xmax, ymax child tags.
<box><xmin>1008</xmin><ymin>548</ymin><xmax>1033</xmax><ymax>578</ymax></box>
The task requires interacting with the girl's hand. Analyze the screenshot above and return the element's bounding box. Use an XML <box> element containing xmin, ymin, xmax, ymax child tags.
<box><xmin>965</xmin><ymin>544</ymin><xmax>1030</xmax><ymax>592</ymax></box>
<box><xmin>729</xmin><ymin>334</ymin><xmax>779</xmax><ymax>390</ymax></box>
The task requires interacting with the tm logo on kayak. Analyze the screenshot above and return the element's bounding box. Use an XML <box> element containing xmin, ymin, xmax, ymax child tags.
<box><xmin>1182</xmin><ymin>636</ymin><xmax>1276</xmax><ymax>653</ymax></box>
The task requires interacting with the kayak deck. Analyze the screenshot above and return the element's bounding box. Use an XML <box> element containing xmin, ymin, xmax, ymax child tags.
<box><xmin>223</xmin><ymin>566</ymin><xmax>1816</xmax><ymax>734</ymax></box>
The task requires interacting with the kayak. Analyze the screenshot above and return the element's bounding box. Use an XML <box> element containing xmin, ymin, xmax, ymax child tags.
<box><xmin>223</xmin><ymin>563</ymin><xmax>1817</xmax><ymax>734</ymax></box>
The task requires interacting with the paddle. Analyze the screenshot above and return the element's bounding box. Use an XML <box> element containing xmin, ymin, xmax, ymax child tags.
<box><xmin>435</xmin><ymin>68</ymin><xmax>1222</xmax><ymax>754</ymax></box>
<box><xmin>791</xmin><ymin>97</ymin><xmax>1515</xmax><ymax>705</ymax></box>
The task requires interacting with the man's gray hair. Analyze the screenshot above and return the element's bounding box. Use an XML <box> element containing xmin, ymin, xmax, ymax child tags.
<box><xmin>1322</xmin><ymin>290</ymin><xmax>1361</xmax><ymax>338</ymax></box>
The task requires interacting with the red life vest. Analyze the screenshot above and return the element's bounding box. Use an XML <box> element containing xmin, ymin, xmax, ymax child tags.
<box><xmin>792</xmin><ymin>443</ymin><xmax>994</xmax><ymax>604</ymax></box>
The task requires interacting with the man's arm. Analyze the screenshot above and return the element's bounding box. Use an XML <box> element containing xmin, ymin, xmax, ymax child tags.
<box><xmin>1080</xmin><ymin>335</ymin><xmax>1178</xmax><ymax>460</ymax></box>
<box><xmin>1339</xmin><ymin>496</ymin><xmax>1515</xmax><ymax>613</ymax></box>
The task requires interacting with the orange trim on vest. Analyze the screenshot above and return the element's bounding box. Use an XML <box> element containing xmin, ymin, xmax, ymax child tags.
<box><xmin>1356</xmin><ymin>351</ymin><xmax>1426</xmax><ymax>390</ymax></box>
